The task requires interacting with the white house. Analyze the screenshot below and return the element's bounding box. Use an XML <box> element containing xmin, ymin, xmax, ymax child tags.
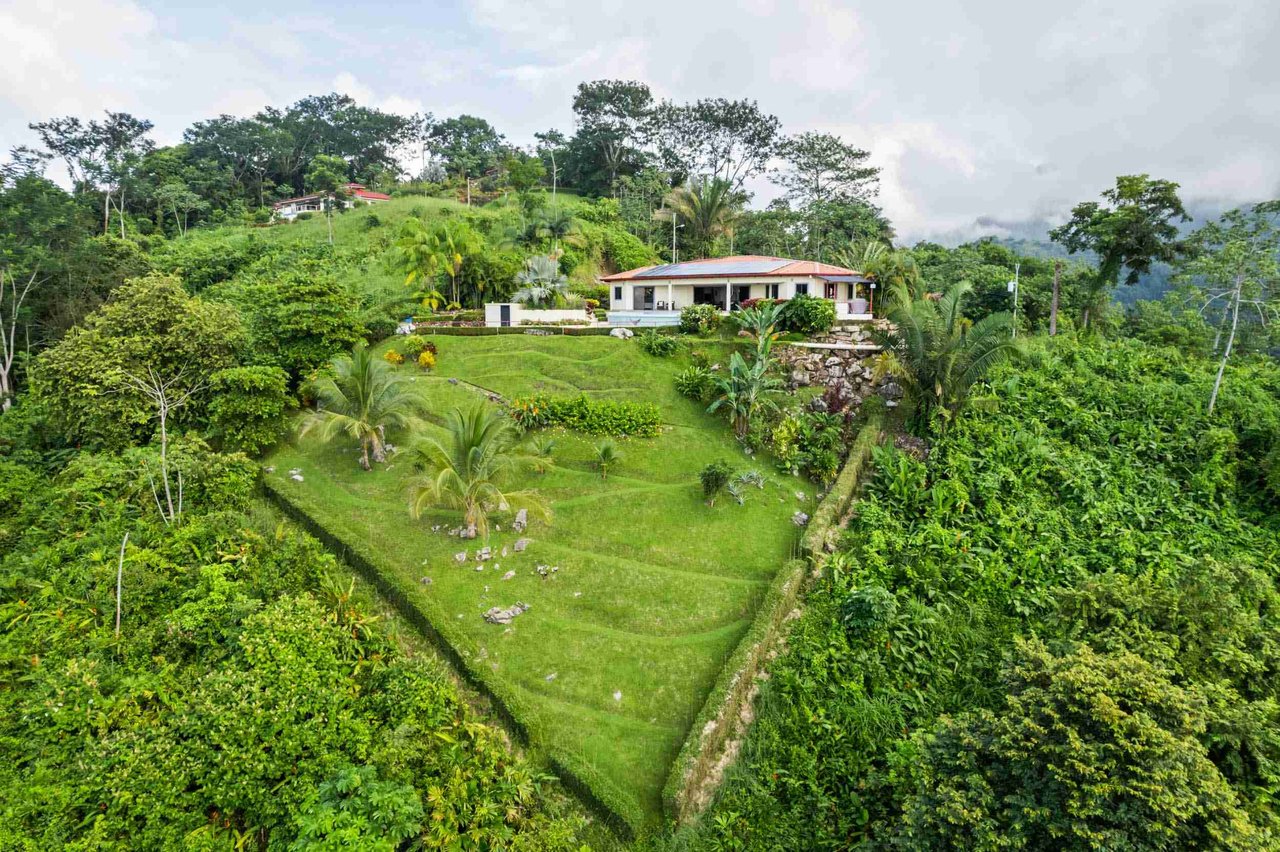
<box><xmin>602</xmin><ymin>255</ymin><xmax>873</xmax><ymax>326</ymax></box>
<box><xmin>272</xmin><ymin>183</ymin><xmax>392</xmax><ymax>221</ymax></box>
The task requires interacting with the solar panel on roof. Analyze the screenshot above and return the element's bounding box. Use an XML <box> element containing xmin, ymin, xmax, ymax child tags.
<box><xmin>634</xmin><ymin>259</ymin><xmax>791</xmax><ymax>278</ymax></box>
<box><xmin>817</xmin><ymin>274</ymin><xmax>871</xmax><ymax>283</ymax></box>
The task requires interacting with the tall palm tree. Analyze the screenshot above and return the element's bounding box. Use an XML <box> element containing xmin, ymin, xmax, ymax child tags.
<box><xmin>708</xmin><ymin>351</ymin><xmax>784</xmax><ymax>439</ymax></box>
<box><xmin>299</xmin><ymin>342</ymin><xmax>427</xmax><ymax>470</ymax></box>
<box><xmin>663</xmin><ymin>177</ymin><xmax>743</xmax><ymax>258</ymax></box>
<box><xmin>512</xmin><ymin>255</ymin><xmax>570</xmax><ymax>308</ymax></box>
<box><xmin>410</xmin><ymin>405</ymin><xmax>546</xmax><ymax>539</ymax></box>
<box><xmin>872</xmin><ymin>279</ymin><xmax>1020</xmax><ymax>436</ymax></box>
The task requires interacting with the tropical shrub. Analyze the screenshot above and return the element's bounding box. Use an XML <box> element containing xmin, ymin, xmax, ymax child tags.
<box><xmin>637</xmin><ymin>330</ymin><xmax>682</xmax><ymax>357</ymax></box>
<box><xmin>699</xmin><ymin>460</ymin><xmax>733</xmax><ymax>506</ymax></box>
<box><xmin>593</xmin><ymin>439</ymin><xmax>621</xmax><ymax>480</ymax></box>
<box><xmin>417</xmin><ymin>350</ymin><xmax>436</xmax><ymax>370</ymax></box>
<box><xmin>680</xmin><ymin>303</ymin><xmax>721</xmax><ymax>335</ymax></box>
<box><xmin>778</xmin><ymin>293</ymin><xmax>835</xmax><ymax>334</ymax></box>
<box><xmin>674</xmin><ymin>366</ymin><xmax>715</xmax><ymax>402</ymax></box>
<box><xmin>207</xmin><ymin>365</ymin><xmax>295</xmax><ymax>455</ymax></box>
<box><xmin>508</xmin><ymin>393</ymin><xmax>661</xmax><ymax>437</ymax></box>
<box><xmin>709</xmin><ymin>351</ymin><xmax>784</xmax><ymax>439</ymax></box>
<box><xmin>383</xmin><ymin>349</ymin><xmax>405</xmax><ymax>365</ymax></box>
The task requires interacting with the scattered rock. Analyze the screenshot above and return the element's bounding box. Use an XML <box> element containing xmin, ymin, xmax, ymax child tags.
<box><xmin>483</xmin><ymin>602</ymin><xmax>530</xmax><ymax>624</ymax></box>
<box><xmin>420</xmin><ymin>576</ymin><xmax>433</xmax><ymax>585</ymax></box>
<box><xmin>792</xmin><ymin>511</ymin><xmax>810</xmax><ymax>527</ymax></box>
<box><xmin>476</xmin><ymin>546</ymin><xmax>491</xmax><ymax>561</ymax></box>
<box><xmin>612</xmin><ymin>690</ymin><xmax>623</xmax><ymax>702</ymax></box>
<box><xmin>808</xmin><ymin>396</ymin><xmax>829</xmax><ymax>413</ymax></box>
<box><xmin>512</xmin><ymin>508</ymin><xmax>528</xmax><ymax>533</ymax></box>
<box><xmin>501</xmin><ymin>547</ymin><xmax>508</xmax><ymax>557</ymax></box>
<box><xmin>263</xmin><ymin>465</ymin><xmax>275</xmax><ymax>473</ymax></box>
<box><xmin>502</xmin><ymin>570</ymin><xmax>516</xmax><ymax>580</ymax></box>
<box><xmin>290</xmin><ymin>473</ymin><xmax>304</xmax><ymax>482</ymax></box>
<box><xmin>545</xmin><ymin>672</ymin><xmax>558</xmax><ymax>681</ymax></box>
<box><xmin>513</xmin><ymin>538</ymin><xmax>530</xmax><ymax>552</ymax></box>
<box><xmin>879</xmin><ymin>381</ymin><xmax>904</xmax><ymax>401</ymax></box>
<box><xmin>455</xmin><ymin>552</ymin><xmax>468</xmax><ymax>563</ymax></box>
<box><xmin>894</xmin><ymin>433</ymin><xmax>931</xmax><ymax>461</ymax></box>
<box><xmin>794</xmin><ymin>490</ymin><xmax>808</xmax><ymax>501</ymax></box>
<box><xmin>462</xmin><ymin>523</ymin><xmax>477</xmax><ymax>540</ymax></box>
<box><xmin>474</xmin><ymin>565</ymin><xmax>484</xmax><ymax>572</ymax></box>
<box><xmin>573</xmin><ymin>591</ymin><xmax>582</xmax><ymax>598</ymax></box>
<box><xmin>609</xmin><ymin>327</ymin><xmax>634</xmax><ymax>339</ymax></box>
<box><xmin>448</xmin><ymin>378</ymin><xmax>459</xmax><ymax>385</ymax></box>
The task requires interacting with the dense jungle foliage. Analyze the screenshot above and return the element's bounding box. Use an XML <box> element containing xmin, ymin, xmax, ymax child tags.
<box><xmin>679</xmin><ymin>337</ymin><xmax>1280</xmax><ymax>850</ymax></box>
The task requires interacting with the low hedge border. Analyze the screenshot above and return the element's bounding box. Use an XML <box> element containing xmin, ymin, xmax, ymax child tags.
<box><xmin>661</xmin><ymin>416</ymin><xmax>885</xmax><ymax>825</ymax></box>
<box><xmin>413</xmin><ymin>325</ymin><xmax>615</xmax><ymax>336</ymax></box>
<box><xmin>263</xmin><ymin>478</ymin><xmax>646</xmax><ymax>839</ymax></box>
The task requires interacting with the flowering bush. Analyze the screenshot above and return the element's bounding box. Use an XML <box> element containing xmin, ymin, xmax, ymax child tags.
<box><xmin>383</xmin><ymin>350</ymin><xmax>404</xmax><ymax>365</ymax></box>
<box><xmin>417</xmin><ymin>350</ymin><xmax>436</xmax><ymax>371</ymax></box>
<box><xmin>398</xmin><ymin>335</ymin><xmax>437</xmax><ymax>357</ymax></box>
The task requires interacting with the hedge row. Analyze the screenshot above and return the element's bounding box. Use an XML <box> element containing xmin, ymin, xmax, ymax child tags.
<box><xmin>661</xmin><ymin>417</ymin><xmax>885</xmax><ymax>825</ymax></box>
<box><xmin>263</xmin><ymin>478</ymin><xmax>647</xmax><ymax>838</ymax></box>
<box><xmin>508</xmin><ymin>393</ymin><xmax>662</xmax><ymax>437</ymax></box>
<box><xmin>801</xmin><ymin>414</ymin><xmax>885</xmax><ymax>558</ymax></box>
<box><xmin>413</xmin><ymin>325</ymin><xmax>615</xmax><ymax>337</ymax></box>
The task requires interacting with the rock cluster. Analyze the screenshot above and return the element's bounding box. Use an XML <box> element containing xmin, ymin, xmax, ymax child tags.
<box><xmin>610</xmin><ymin>327</ymin><xmax>634</xmax><ymax>339</ymax></box>
<box><xmin>483</xmin><ymin>602</ymin><xmax>529</xmax><ymax>624</ymax></box>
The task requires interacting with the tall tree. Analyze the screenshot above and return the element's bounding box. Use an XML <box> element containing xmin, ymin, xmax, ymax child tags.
<box><xmin>426</xmin><ymin>115</ymin><xmax>505</xmax><ymax>202</ymax></box>
<box><xmin>772</xmin><ymin>132</ymin><xmax>879</xmax><ymax>209</ymax></box>
<box><xmin>651</xmin><ymin>98</ymin><xmax>780</xmax><ymax>190</ymax></box>
<box><xmin>1175</xmin><ymin>203</ymin><xmax>1280</xmax><ymax>413</ymax></box>
<box><xmin>1050</xmin><ymin>174</ymin><xmax>1190</xmax><ymax>328</ymax></box>
<box><xmin>567</xmin><ymin>80</ymin><xmax>654</xmax><ymax>196</ymax></box>
<box><xmin>304</xmin><ymin>154</ymin><xmax>349</xmax><ymax>245</ymax></box>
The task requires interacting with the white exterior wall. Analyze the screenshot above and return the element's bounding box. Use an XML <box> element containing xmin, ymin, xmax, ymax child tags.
<box><xmin>484</xmin><ymin>304</ymin><xmax>593</xmax><ymax>327</ymax></box>
<box><xmin>610</xmin><ymin>276</ymin><xmax>825</xmax><ymax>312</ymax></box>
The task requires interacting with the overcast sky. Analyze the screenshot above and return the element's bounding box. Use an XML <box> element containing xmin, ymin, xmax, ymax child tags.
<box><xmin>3</xmin><ymin>0</ymin><xmax>1278</xmax><ymax>243</ymax></box>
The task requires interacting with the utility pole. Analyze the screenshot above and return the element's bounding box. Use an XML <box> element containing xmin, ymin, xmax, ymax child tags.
<box><xmin>1007</xmin><ymin>262</ymin><xmax>1020</xmax><ymax>338</ymax></box>
<box><xmin>1050</xmin><ymin>260</ymin><xmax>1061</xmax><ymax>336</ymax></box>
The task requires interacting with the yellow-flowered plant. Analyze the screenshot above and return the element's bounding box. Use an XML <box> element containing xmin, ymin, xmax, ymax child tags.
<box><xmin>383</xmin><ymin>350</ymin><xmax>405</xmax><ymax>366</ymax></box>
<box><xmin>418</xmin><ymin>350</ymin><xmax>436</xmax><ymax>370</ymax></box>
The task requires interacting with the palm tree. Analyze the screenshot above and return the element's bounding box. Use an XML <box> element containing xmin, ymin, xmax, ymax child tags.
<box><xmin>663</xmin><ymin>177</ymin><xmax>743</xmax><ymax>258</ymax></box>
<box><xmin>708</xmin><ymin>351</ymin><xmax>784</xmax><ymax>439</ymax></box>
<box><xmin>512</xmin><ymin>255</ymin><xmax>570</xmax><ymax>308</ymax></box>
<box><xmin>299</xmin><ymin>342</ymin><xmax>427</xmax><ymax>470</ymax></box>
<box><xmin>539</xmin><ymin>206</ymin><xmax>578</xmax><ymax>256</ymax></box>
<box><xmin>872</xmin><ymin>279</ymin><xmax>1020</xmax><ymax>436</ymax></box>
<box><xmin>835</xmin><ymin>239</ymin><xmax>923</xmax><ymax>308</ymax></box>
<box><xmin>410</xmin><ymin>405</ymin><xmax>545</xmax><ymax>539</ymax></box>
<box><xmin>593</xmin><ymin>440</ymin><xmax>621</xmax><ymax>480</ymax></box>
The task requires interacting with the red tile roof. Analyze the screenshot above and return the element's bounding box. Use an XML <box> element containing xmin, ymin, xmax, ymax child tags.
<box><xmin>601</xmin><ymin>255</ymin><xmax>859</xmax><ymax>282</ymax></box>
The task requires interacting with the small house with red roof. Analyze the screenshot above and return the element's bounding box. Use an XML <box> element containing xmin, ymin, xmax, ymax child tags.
<box><xmin>600</xmin><ymin>255</ymin><xmax>873</xmax><ymax>327</ymax></box>
<box><xmin>272</xmin><ymin>183</ymin><xmax>392</xmax><ymax>221</ymax></box>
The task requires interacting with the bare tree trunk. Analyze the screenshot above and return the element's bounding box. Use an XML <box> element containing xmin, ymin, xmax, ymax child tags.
<box><xmin>1208</xmin><ymin>274</ymin><xmax>1243</xmax><ymax>415</ymax></box>
<box><xmin>1050</xmin><ymin>260</ymin><xmax>1061</xmax><ymax>336</ymax></box>
<box><xmin>115</xmin><ymin>531</ymin><xmax>129</xmax><ymax>637</ymax></box>
<box><xmin>103</xmin><ymin>189</ymin><xmax>112</xmax><ymax>234</ymax></box>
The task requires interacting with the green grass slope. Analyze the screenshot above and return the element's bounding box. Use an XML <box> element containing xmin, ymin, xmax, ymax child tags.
<box><xmin>265</xmin><ymin>335</ymin><xmax>810</xmax><ymax>828</ymax></box>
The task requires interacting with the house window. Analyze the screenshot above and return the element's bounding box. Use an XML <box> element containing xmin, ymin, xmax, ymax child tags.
<box><xmin>767</xmin><ymin>283</ymin><xmax>779</xmax><ymax>299</ymax></box>
<box><xmin>795</xmin><ymin>282</ymin><xmax>809</xmax><ymax>296</ymax></box>
<box><xmin>613</xmin><ymin>286</ymin><xmax>622</xmax><ymax>302</ymax></box>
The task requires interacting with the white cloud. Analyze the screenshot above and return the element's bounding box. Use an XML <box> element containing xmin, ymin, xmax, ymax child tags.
<box><xmin>3</xmin><ymin>0</ymin><xmax>1279</xmax><ymax>242</ymax></box>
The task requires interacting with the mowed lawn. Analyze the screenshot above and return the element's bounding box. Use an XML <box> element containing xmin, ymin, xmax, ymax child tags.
<box><xmin>265</xmin><ymin>334</ymin><xmax>809</xmax><ymax>824</ymax></box>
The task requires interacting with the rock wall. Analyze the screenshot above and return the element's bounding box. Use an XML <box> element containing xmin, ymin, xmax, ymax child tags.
<box><xmin>776</xmin><ymin>344</ymin><xmax>902</xmax><ymax>412</ymax></box>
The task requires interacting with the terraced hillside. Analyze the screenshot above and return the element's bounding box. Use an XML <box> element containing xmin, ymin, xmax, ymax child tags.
<box><xmin>264</xmin><ymin>334</ymin><xmax>809</xmax><ymax>828</ymax></box>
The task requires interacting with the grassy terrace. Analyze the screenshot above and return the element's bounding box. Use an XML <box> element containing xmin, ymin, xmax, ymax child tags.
<box><xmin>264</xmin><ymin>335</ymin><xmax>809</xmax><ymax>827</ymax></box>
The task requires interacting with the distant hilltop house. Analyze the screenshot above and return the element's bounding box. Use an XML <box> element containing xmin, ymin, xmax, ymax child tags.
<box><xmin>602</xmin><ymin>255</ymin><xmax>873</xmax><ymax>327</ymax></box>
<box><xmin>272</xmin><ymin>183</ymin><xmax>392</xmax><ymax>221</ymax></box>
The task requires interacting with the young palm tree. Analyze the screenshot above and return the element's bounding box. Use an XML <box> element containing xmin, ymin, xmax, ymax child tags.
<box><xmin>663</xmin><ymin>177</ymin><xmax>743</xmax><ymax>258</ymax></box>
<box><xmin>872</xmin><ymin>279</ymin><xmax>1020</xmax><ymax>436</ymax></box>
<box><xmin>512</xmin><ymin>255</ymin><xmax>570</xmax><ymax>308</ymax></box>
<box><xmin>593</xmin><ymin>440</ymin><xmax>621</xmax><ymax>480</ymax></box>
<box><xmin>391</xmin><ymin>217</ymin><xmax>447</xmax><ymax>311</ymax></box>
<box><xmin>410</xmin><ymin>405</ymin><xmax>545</xmax><ymax>539</ymax></box>
<box><xmin>538</xmin><ymin>206</ymin><xmax>579</xmax><ymax>256</ymax></box>
<box><xmin>299</xmin><ymin>342</ymin><xmax>427</xmax><ymax>470</ymax></box>
<box><xmin>708</xmin><ymin>351</ymin><xmax>784</xmax><ymax>439</ymax></box>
